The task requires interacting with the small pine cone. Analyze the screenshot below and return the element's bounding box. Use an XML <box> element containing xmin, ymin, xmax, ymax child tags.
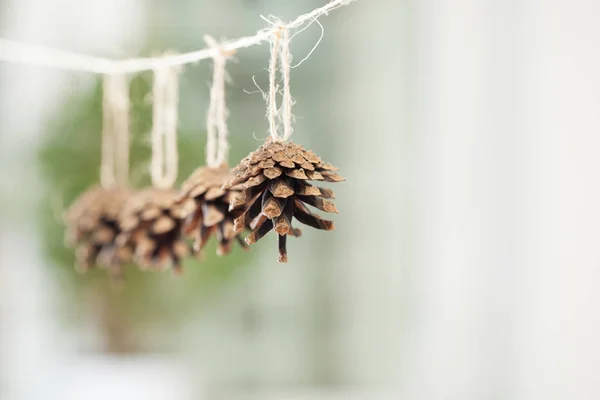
<box><xmin>224</xmin><ymin>140</ymin><xmax>344</xmax><ymax>262</ymax></box>
<box><xmin>117</xmin><ymin>188</ymin><xmax>194</xmax><ymax>273</ymax></box>
<box><xmin>178</xmin><ymin>165</ymin><xmax>249</xmax><ymax>255</ymax></box>
<box><xmin>64</xmin><ymin>185</ymin><xmax>133</xmax><ymax>274</ymax></box>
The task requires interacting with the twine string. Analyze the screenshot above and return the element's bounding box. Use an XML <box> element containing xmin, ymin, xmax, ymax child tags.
<box><xmin>266</xmin><ymin>27</ymin><xmax>294</xmax><ymax>142</ymax></box>
<box><xmin>113</xmin><ymin>75</ymin><xmax>130</xmax><ymax>186</ymax></box>
<box><xmin>0</xmin><ymin>0</ymin><xmax>355</xmax><ymax>74</ymax></box>
<box><xmin>100</xmin><ymin>77</ymin><xmax>116</xmax><ymax>188</ymax></box>
<box><xmin>204</xmin><ymin>35</ymin><xmax>231</xmax><ymax>168</ymax></box>
<box><xmin>267</xmin><ymin>31</ymin><xmax>281</xmax><ymax>141</ymax></box>
<box><xmin>100</xmin><ymin>73</ymin><xmax>130</xmax><ymax>188</ymax></box>
<box><xmin>279</xmin><ymin>28</ymin><xmax>294</xmax><ymax>141</ymax></box>
<box><xmin>151</xmin><ymin>65</ymin><xmax>180</xmax><ymax>189</ymax></box>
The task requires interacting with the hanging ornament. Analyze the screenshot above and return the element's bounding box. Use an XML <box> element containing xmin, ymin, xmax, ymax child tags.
<box><xmin>224</xmin><ymin>139</ymin><xmax>343</xmax><ymax>263</ymax></box>
<box><xmin>116</xmin><ymin>188</ymin><xmax>192</xmax><ymax>272</ymax></box>
<box><xmin>179</xmin><ymin>165</ymin><xmax>248</xmax><ymax>255</ymax></box>
<box><xmin>116</xmin><ymin>64</ymin><xmax>192</xmax><ymax>273</ymax></box>
<box><xmin>64</xmin><ymin>73</ymin><xmax>133</xmax><ymax>275</ymax></box>
<box><xmin>177</xmin><ymin>36</ymin><xmax>249</xmax><ymax>255</ymax></box>
<box><xmin>225</xmin><ymin>28</ymin><xmax>345</xmax><ymax>263</ymax></box>
<box><xmin>65</xmin><ymin>185</ymin><xmax>133</xmax><ymax>273</ymax></box>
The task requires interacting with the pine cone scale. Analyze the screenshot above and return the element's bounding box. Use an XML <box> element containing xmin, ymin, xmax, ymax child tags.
<box><xmin>297</xmin><ymin>195</ymin><xmax>339</xmax><ymax>214</ymax></box>
<box><xmin>261</xmin><ymin>190</ymin><xmax>286</xmax><ymax>219</ymax></box>
<box><xmin>321</xmin><ymin>171</ymin><xmax>345</xmax><ymax>182</ymax></box>
<box><xmin>314</xmin><ymin>186</ymin><xmax>335</xmax><ymax>199</ymax></box>
<box><xmin>296</xmin><ymin>183</ymin><xmax>321</xmax><ymax>197</ymax></box>
<box><xmin>246</xmin><ymin>217</ymin><xmax>273</xmax><ymax>244</ymax></box>
<box><xmin>189</xmin><ymin>185</ymin><xmax>208</xmax><ymax>198</ymax></box>
<box><xmin>203</xmin><ymin>187</ymin><xmax>224</xmax><ymax>200</ymax></box>
<box><xmin>183</xmin><ymin>207</ymin><xmax>203</xmax><ymax>235</ymax></box>
<box><xmin>269</xmin><ymin>179</ymin><xmax>295</xmax><ymax>198</ymax></box>
<box><xmin>201</xmin><ymin>202</ymin><xmax>226</xmax><ymax>227</ymax></box>
<box><xmin>230</xmin><ymin>186</ymin><xmax>261</xmax><ymax>210</ymax></box>
<box><xmin>285</xmin><ymin>168</ymin><xmax>308</xmax><ymax>180</ymax></box>
<box><xmin>305</xmin><ymin>170</ymin><xmax>324</xmax><ymax>180</ymax></box>
<box><xmin>233</xmin><ymin>196</ymin><xmax>262</xmax><ymax>233</ymax></box>
<box><xmin>243</xmin><ymin>174</ymin><xmax>268</xmax><ymax>189</ymax></box>
<box><xmin>263</xmin><ymin>166</ymin><xmax>283</xmax><ymax>179</ymax></box>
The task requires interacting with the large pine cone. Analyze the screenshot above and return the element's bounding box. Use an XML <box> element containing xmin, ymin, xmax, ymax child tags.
<box><xmin>224</xmin><ymin>140</ymin><xmax>344</xmax><ymax>262</ymax></box>
<box><xmin>116</xmin><ymin>188</ymin><xmax>193</xmax><ymax>273</ymax></box>
<box><xmin>64</xmin><ymin>185</ymin><xmax>133</xmax><ymax>273</ymax></box>
<box><xmin>178</xmin><ymin>165</ymin><xmax>249</xmax><ymax>255</ymax></box>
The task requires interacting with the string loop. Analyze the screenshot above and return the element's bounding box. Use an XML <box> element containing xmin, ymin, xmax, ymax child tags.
<box><xmin>100</xmin><ymin>73</ymin><xmax>130</xmax><ymax>188</ymax></box>
<box><xmin>267</xmin><ymin>27</ymin><xmax>294</xmax><ymax>142</ymax></box>
<box><xmin>204</xmin><ymin>35</ymin><xmax>232</xmax><ymax>168</ymax></box>
<box><xmin>151</xmin><ymin>65</ymin><xmax>181</xmax><ymax>189</ymax></box>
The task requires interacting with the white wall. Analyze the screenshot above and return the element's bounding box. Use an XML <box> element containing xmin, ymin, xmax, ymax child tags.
<box><xmin>335</xmin><ymin>0</ymin><xmax>600</xmax><ymax>399</ymax></box>
<box><xmin>0</xmin><ymin>1</ymin><xmax>182</xmax><ymax>400</ymax></box>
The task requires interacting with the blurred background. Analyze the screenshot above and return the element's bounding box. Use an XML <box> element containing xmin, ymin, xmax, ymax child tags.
<box><xmin>2</xmin><ymin>0</ymin><xmax>600</xmax><ymax>399</ymax></box>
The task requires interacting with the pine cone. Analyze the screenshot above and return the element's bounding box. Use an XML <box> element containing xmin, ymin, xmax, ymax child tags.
<box><xmin>178</xmin><ymin>165</ymin><xmax>249</xmax><ymax>255</ymax></box>
<box><xmin>224</xmin><ymin>140</ymin><xmax>344</xmax><ymax>262</ymax></box>
<box><xmin>64</xmin><ymin>185</ymin><xmax>133</xmax><ymax>273</ymax></box>
<box><xmin>116</xmin><ymin>188</ymin><xmax>193</xmax><ymax>273</ymax></box>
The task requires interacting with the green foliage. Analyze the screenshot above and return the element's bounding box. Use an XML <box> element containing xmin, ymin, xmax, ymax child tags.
<box><xmin>37</xmin><ymin>74</ymin><xmax>259</xmax><ymax>346</ymax></box>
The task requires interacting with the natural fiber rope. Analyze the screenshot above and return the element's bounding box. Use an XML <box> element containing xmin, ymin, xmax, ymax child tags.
<box><xmin>113</xmin><ymin>75</ymin><xmax>130</xmax><ymax>187</ymax></box>
<box><xmin>279</xmin><ymin>28</ymin><xmax>293</xmax><ymax>141</ymax></box>
<box><xmin>100</xmin><ymin>77</ymin><xmax>116</xmax><ymax>188</ymax></box>
<box><xmin>204</xmin><ymin>35</ymin><xmax>231</xmax><ymax>168</ymax></box>
<box><xmin>100</xmin><ymin>73</ymin><xmax>130</xmax><ymax>188</ymax></box>
<box><xmin>266</xmin><ymin>27</ymin><xmax>294</xmax><ymax>142</ymax></box>
<box><xmin>151</xmin><ymin>65</ymin><xmax>180</xmax><ymax>189</ymax></box>
<box><xmin>267</xmin><ymin>31</ymin><xmax>281</xmax><ymax>142</ymax></box>
<box><xmin>0</xmin><ymin>0</ymin><xmax>356</xmax><ymax>74</ymax></box>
